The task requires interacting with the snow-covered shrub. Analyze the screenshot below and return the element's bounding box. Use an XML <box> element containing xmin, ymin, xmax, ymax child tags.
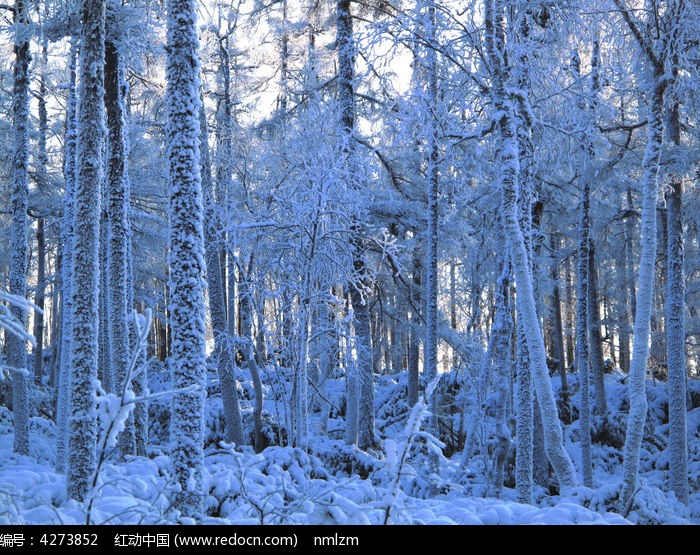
<box><xmin>312</xmin><ymin>439</ymin><xmax>379</xmax><ymax>480</ymax></box>
<box><xmin>206</xmin><ymin>444</ymin><xmax>380</xmax><ymax>524</ymax></box>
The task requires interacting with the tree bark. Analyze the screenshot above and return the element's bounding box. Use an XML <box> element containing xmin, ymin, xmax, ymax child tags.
<box><xmin>166</xmin><ymin>0</ymin><xmax>207</xmax><ymax>517</ymax></box>
<box><xmin>67</xmin><ymin>0</ymin><xmax>106</xmax><ymax>500</ymax></box>
<box><xmin>9</xmin><ymin>0</ymin><xmax>31</xmax><ymax>456</ymax></box>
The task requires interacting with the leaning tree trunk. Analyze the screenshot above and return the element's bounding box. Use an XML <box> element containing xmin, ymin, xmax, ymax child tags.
<box><xmin>486</xmin><ymin>0</ymin><xmax>576</xmax><ymax>490</ymax></box>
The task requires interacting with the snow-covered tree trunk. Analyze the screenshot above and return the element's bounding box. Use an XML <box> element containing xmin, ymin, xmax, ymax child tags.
<box><xmin>549</xmin><ymin>234</ymin><xmax>568</xmax><ymax>391</ymax></box>
<box><xmin>665</xmin><ymin>100</ymin><xmax>688</xmax><ymax>505</ymax></box>
<box><xmin>239</xmin><ymin>275</ymin><xmax>264</xmax><ymax>451</ymax></box>
<box><xmin>486</xmin><ymin>0</ymin><xmax>576</xmax><ymax>491</ymax></box>
<box><xmin>408</xmin><ymin>256</ymin><xmax>421</xmax><ymax>406</ymax></box>
<box><xmin>584</xmin><ymin>40</ymin><xmax>607</xmax><ymax>421</ymax></box>
<box><xmin>33</xmin><ymin>217</ymin><xmax>46</xmax><ymax>386</ymax></box>
<box><xmin>67</xmin><ymin>0</ymin><xmax>106</xmax><ymax>500</ymax></box>
<box><xmin>166</xmin><ymin>0</ymin><xmax>207</xmax><ymax>517</ymax></box>
<box><xmin>200</xmin><ymin>105</ymin><xmax>245</xmax><ymax>447</ymax></box>
<box><xmin>576</xmin><ymin>177</ymin><xmax>593</xmax><ymax>488</ymax></box>
<box><xmin>620</xmin><ymin>187</ymin><xmax>637</xmax><ymax>374</ymax></box>
<box><xmin>618</xmin><ymin>77</ymin><xmax>666</xmax><ymax>514</ymax></box>
<box><xmin>587</xmin><ymin>244</ymin><xmax>607</xmax><ymax>418</ymax></box>
<box><xmin>344</xmin><ymin>339</ymin><xmax>359</xmax><ymax>445</ymax></box>
<box><xmin>491</xmin><ymin>257</ymin><xmax>513</xmax><ymax>497</ymax></box>
<box><xmin>514</xmin><ymin>18</ymin><xmax>535</xmax><ymax>501</ymax></box>
<box><xmin>99</xmin><ymin>198</ymin><xmax>112</xmax><ymax>393</ymax></box>
<box><xmin>105</xmin><ymin>26</ymin><xmax>135</xmax><ymax>454</ymax></box>
<box><xmin>56</xmin><ymin>38</ymin><xmax>79</xmax><ymax>473</ymax></box>
<box><xmin>33</xmin><ymin>41</ymin><xmax>48</xmax><ymax>387</ymax></box>
<box><xmin>422</xmin><ymin>0</ymin><xmax>440</xmax><ymax>437</ymax></box>
<box><xmin>8</xmin><ymin>0</ymin><xmax>31</xmax><ymax>456</ymax></box>
<box><xmin>337</xmin><ymin>0</ymin><xmax>375</xmax><ymax>449</ymax></box>
<box><xmin>317</xmin><ymin>295</ymin><xmax>336</xmax><ymax>435</ymax></box>
<box><xmin>295</xmin><ymin>300</ymin><xmax>311</xmax><ymax>449</ymax></box>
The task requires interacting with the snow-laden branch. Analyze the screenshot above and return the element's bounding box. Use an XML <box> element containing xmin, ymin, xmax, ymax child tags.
<box><xmin>0</xmin><ymin>290</ymin><xmax>42</xmax><ymax>347</ymax></box>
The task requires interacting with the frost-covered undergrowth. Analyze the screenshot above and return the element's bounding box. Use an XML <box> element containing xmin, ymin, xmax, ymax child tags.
<box><xmin>0</xmin><ymin>371</ymin><xmax>696</xmax><ymax>524</ymax></box>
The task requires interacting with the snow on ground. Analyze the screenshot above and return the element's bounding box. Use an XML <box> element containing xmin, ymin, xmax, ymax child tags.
<box><xmin>0</xmin><ymin>371</ymin><xmax>697</xmax><ymax>525</ymax></box>
<box><xmin>0</xmin><ymin>419</ymin><xmax>628</xmax><ymax>525</ymax></box>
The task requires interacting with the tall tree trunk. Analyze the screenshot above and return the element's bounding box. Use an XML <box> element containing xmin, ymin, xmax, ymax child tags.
<box><xmin>423</xmin><ymin>0</ymin><xmax>440</xmax><ymax>435</ymax></box>
<box><xmin>67</xmin><ymin>0</ymin><xmax>106</xmax><ymax>500</ymax></box>
<box><xmin>550</xmin><ymin>234</ymin><xmax>568</xmax><ymax>391</ymax></box>
<box><xmin>666</xmin><ymin>100</ymin><xmax>688</xmax><ymax>504</ymax></box>
<box><xmin>588</xmin><ymin>244</ymin><xmax>607</xmax><ymax>417</ymax></box>
<box><xmin>33</xmin><ymin>40</ymin><xmax>49</xmax><ymax>388</ymax></box>
<box><xmin>105</xmin><ymin>29</ymin><xmax>135</xmax><ymax>454</ymax></box>
<box><xmin>337</xmin><ymin>0</ymin><xmax>375</xmax><ymax>449</ymax></box>
<box><xmin>618</xmin><ymin>76</ymin><xmax>667</xmax><ymax>514</ymax></box>
<box><xmin>620</xmin><ymin>187</ymin><xmax>637</xmax><ymax>374</ymax></box>
<box><xmin>200</xmin><ymin>105</ymin><xmax>245</xmax><ymax>447</ymax></box>
<box><xmin>514</xmin><ymin>18</ymin><xmax>535</xmax><ymax>502</ymax></box>
<box><xmin>239</xmin><ymin>274</ymin><xmax>264</xmax><ymax>452</ymax></box>
<box><xmin>56</xmin><ymin>38</ymin><xmax>79</xmax><ymax>473</ymax></box>
<box><xmin>491</xmin><ymin>258</ymin><xmax>513</xmax><ymax>497</ymax></box>
<box><xmin>408</xmin><ymin>256</ymin><xmax>421</xmax><ymax>406</ymax></box>
<box><xmin>9</xmin><ymin>0</ymin><xmax>31</xmax><ymax>456</ymax></box>
<box><xmin>33</xmin><ymin>217</ymin><xmax>46</xmax><ymax>386</ymax></box>
<box><xmin>576</xmin><ymin>177</ymin><xmax>593</xmax><ymax>488</ymax></box>
<box><xmin>166</xmin><ymin>0</ymin><xmax>207</xmax><ymax>517</ymax></box>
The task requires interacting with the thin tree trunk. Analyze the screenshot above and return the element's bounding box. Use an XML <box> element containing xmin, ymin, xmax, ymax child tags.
<box><xmin>550</xmin><ymin>234</ymin><xmax>568</xmax><ymax>391</ymax></box>
<box><xmin>588</xmin><ymin>244</ymin><xmax>607</xmax><ymax>418</ymax></box>
<box><xmin>337</xmin><ymin>0</ymin><xmax>375</xmax><ymax>449</ymax></box>
<box><xmin>576</xmin><ymin>176</ymin><xmax>593</xmax><ymax>488</ymax></box>
<box><xmin>491</xmin><ymin>260</ymin><xmax>513</xmax><ymax>497</ymax></box>
<box><xmin>105</xmin><ymin>31</ymin><xmax>135</xmax><ymax>454</ymax></box>
<box><xmin>200</xmin><ymin>105</ymin><xmax>245</xmax><ymax>446</ymax></box>
<box><xmin>56</xmin><ymin>37</ymin><xmax>79</xmax><ymax>473</ymax></box>
<box><xmin>33</xmin><ymin>217</ymin><xmax>46</xmax><ymax>386</ymax></box>
<box><xmin>33</xmin><ymin>40</ymin><xmax>49</xmax><ymax>388</ymax></box>
<box><xmin>408</xmin><ymin>256</ymin><xmax>421</xmax><ymax>406</ymax></box>
<box><xmin>240</xmin><ymin>274</ymin><xmax>264</xmax><ymax>451</ymax></box>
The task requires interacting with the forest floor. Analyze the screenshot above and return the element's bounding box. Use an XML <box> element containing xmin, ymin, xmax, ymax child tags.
<box><xmin>0</xmin><ymin>368</ymin><xmax>697</xmax><ymax>525</ymax></box>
